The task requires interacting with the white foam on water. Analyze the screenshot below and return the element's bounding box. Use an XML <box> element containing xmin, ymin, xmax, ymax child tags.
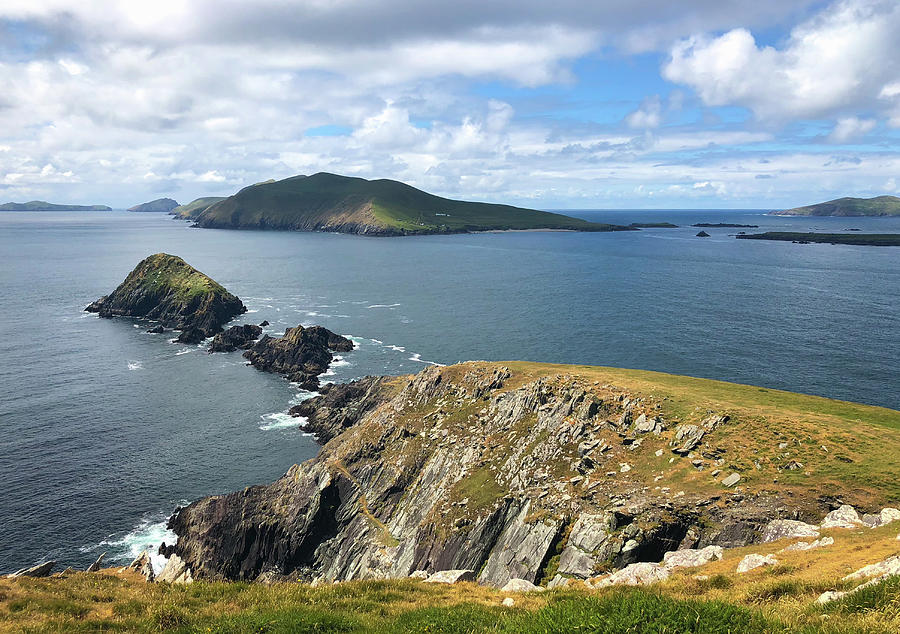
<box><xmin>387</xmin><ymin>345</ymin><xmax>406</xmax><ymax>352</ymax></box>
<box><xmin>246</xmin><ymin>309</ymin><xmax>259</xmax><ymax>313</ymax></box>
<box><xmin>259</xmin><ymin>412</ymin><xmax>304</xmax><ymax>430</ymax></box>
<box><xmin>367</xmin><ymin>303</ymin><xmax>401</xmax><ymax>309</ymax></box>
<box><xmin>174</xmin><ymin>347</ymin><xmax>193</xmax><ymax>356</ymax></box>
<box><xmin>369</xmin><ymin>338</ymin><xmax>383</xmax><ymax>345</ymax></box>
<box><xmin>289</xmin><ymin>390</ymin><xmax>319</xmax><ymax>405</ymax></box>
<box><xmin>90</xmin><ymin>514</ymin><xmax>179</xmax><ymax>575</ymax></box>
<box><xmin>133</xmin><ymin>324</ymin><xmax>140</xmax><ymax>328</ymax></box>
<box><xmin>408</xmin><ymin>353</ymin><xmax>445</xmax><ymax>367</ymax></box>
<box><xmin>127</xmin><ymin>361</ymin><xmax>142</xmax><ymax>370</ymax></box>
<box><xmin>330</xmin><ymin>355</ymin><xmax>350</xmax><ymax>368</ymax></box>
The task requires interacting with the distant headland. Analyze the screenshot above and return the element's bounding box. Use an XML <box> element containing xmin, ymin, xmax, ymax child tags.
<box><xmin>771</xmin><ymin>195</ymin><xmax>900</xmax><ymax>217</ymax></box>
<box><xmin>0</xmin><ymin>200</ymin><xmax>111</xmax><ymax>211</ymax></box>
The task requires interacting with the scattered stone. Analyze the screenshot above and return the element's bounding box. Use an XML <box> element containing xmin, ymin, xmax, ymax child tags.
<box><xmin>655</xmin><ymin>449</ymin><xmax>663</xmax><ymax>457</ymax></box>
<box><xmin>409</xmin><ymin>570</ymin><xmax>429</xmax><ymax>579</ymax></box>
<box><xmin>7</xmin><ymin>561</ymin><xmax>55</xmax><ymax>578</ymax></box>
<box><xmin>424</xmin><ymin>569</ymin><xmax>476</xmax><ymax>584</ymax></box>
<box><xmin>671</xmin><ymin>424</ymin><xmax>705</xmax><ymax>454</ymax></box>
<box><xmin>502</xmin><ymin>597</ymin><xmax>515</xmax><ymax>607</ymax></box>
<box><xmin>501</xmin><ymin>578</ymin><xmax>544</xmax><ymax>593</ymax></box>
<box><xmin>736</xmin><ymin>553</ymin><xmax>777</xmax><ymax>573</ymax></box>
<box><xmin>782</xmin><ymin>537</ymin><xmax>834</xmax><ymax>552</ymax></box>
<box><xmin>634</xmin><ymin>414</ymin><xmax>664</xmax><ymax>434</ymax></box>
<box><xmin>721</xmin><ymin>473</ymin><xmax>741</xmax><ymax>487</ymax></box>
<box><xmin>619</xmin><ymin>463</ymin><xmax>632</xmax><ymax>473</ymax></box>
<box><xmin>156</xmin><ymin>554</ymin><xmax>193</xmax><ymax>584</ymax></box>
<box><xmin>821</xmin><ymin>505</ymin><xmax>862</xmax><ymax>529</ymax></box>
<box><xmin>662</xmin><ymin>546</ymin><xmax>724</xmax><ymax>570</ymax></box>
<box><xmin>860</xmin><ymin>508</ymin><xmax>900</xmax><ymax>528</ymax></box>
<box><xmin>760</xmin><ymin>519</ymin><xmax>820</xmax><ymax>543</ymax></box>
<box><xmin>843</xmin><ymin>555</ymin><xmax>900</xmax><ymax>582</ymax></box>
<box><xmin>711</xmin><ymin>469</ymin><xmax>721</xmax><ymax>477</ymax></box>
<box><xmin>817</xmin><ymin>590</ymin><xmax>846</xmax><ymax>604</ymax></box>
<box><xmin>86</xmin><ymin>552</ymin><xmax>105</xmax><ymax>572</ymax></box>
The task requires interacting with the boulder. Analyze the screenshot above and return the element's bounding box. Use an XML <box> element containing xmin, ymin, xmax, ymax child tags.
<box><xmin>634</xmin><ymin>414</ymin><xmax>664</xmax><ymax>434</ymax></box>
<box><xmin>760</xmin><ymin>519</ymin><xmax>820</xmax><ymax>543</ymax></box>
<box><xmin>259</xmin><ymin>320</ymin><xmax>269</xmax><ymax>327</ymax></box>
<box><xmin>7</xmin><ymin>561</ymin><xmax>55</xmax><ymax>578</ymax></box>
<box><xmin>86</xmin><ymin>552</ymin><xmax>105</xmax><ymax>572</ymax></box>
<box><xmin>736</xmin><ymin>553</ymin><xmax>777</xmax><ymax>573</ymax></box>
<box><xmin>502</xmin><ymin>597</ymin><xmax>515</xmax><ymax>607</ymax></box>
<box><xmin>156</xmin><ymin>554</ymin><xmax>193</xmax><ymax>584</ymax></box>
<box><xmin>594</xmin><ymin>562</ymin><xmax>670</xmax><ymax>587</ymax></box>
<box><xmin>409</xmin><ymin>570</ymin><xmax>429</xmax><ymax>580</ymax></box>
<box><xmin>821</xmin><ymin>504</ymin><xmax>862</xmax><ymax>529</ymax></box>
<box><xmin>721</xmin><ymin>473</ymin><xmax>741</xmax><ymax>487</ymax></box>
<box><xmin>146</xmin><ymin>325</ymin><xmax>166</xmax><ymax>334</ymax></box>
<box><xmin>671</xmin><ymin>424</ymin><xmax>705</xmax><ymax>454</ymax></box>
<box><xmin>424</xmin><ymin>569</ymin><xmax>476</xmax><ymax>584</ymax></box>
<box><xmin>662</xmin><ymin>545</ymin><xmax>723</xmax><ymax>570</ymax></box>
<box><xmin>501</xmin><ymin>578</ymin><xmax>544</xmax><ymax>593</ymax></box>
<box><xmin>547</xmin><ymin>574</ymin><xmax>573</xmax><ymax>589</ymax></box>
<box><xmin>208</xmin><ymin>324</ymin><xmax>263</xmax><ymax>353</ymax></box>
<box><xmin>860</xmin><ymin>508</ymin><xmax>900</xmax><ymax>528</ymax></box>
<box><xmin>843</xmin><ymin>555</ymin><xmax>900</xmax><ymax>581</ymax></box>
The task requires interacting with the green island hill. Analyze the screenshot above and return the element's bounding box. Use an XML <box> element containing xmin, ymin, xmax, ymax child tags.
<box><xmin>191</xmin><ymin>172</ymin><xmax>635</xmax><ymax>235</ymax></box>
<box><xmin>0</xmin><ymin>200</ymin><xmax>111</xmax><ymax>211</ymax></box>
<box><xmin>4</xmin><ymin>361</ymin><xmax>900</xmax><ymax>631</ymax></box>
<box><xmin>737</xmin><ymin>232</ymin><xmax>900</xmax><ymax>246</ymax></box>
<box><xmin>772</xmin><ymin>195</ymin><xmax>900</xmax><ymax>217</ymax></box>
<box><xmin>128</xmin><ymin>198</ymin><xmax>179</xmax><ymax>213</ymax></box>
<box><xmin>170</xmin><ymin>197</ymin><xmax>227</xmax><ymax>219</ymax></box>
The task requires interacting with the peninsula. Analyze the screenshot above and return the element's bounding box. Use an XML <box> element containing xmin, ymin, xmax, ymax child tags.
<box><xmin>191</xmin><ymin>172</ymin><xmax>634</xmax><ymax>235</ymax></box>
<box><xmin>0</xmin><ymin>200</ymin><xmax>111</xmax><ymax>211</ymax></box>
<box><xmin>85</xmin><ymin>253</ymin><xmax>246</xmax><ymax>343</ymax></box>
<box><xmin>127</xmin><ymin>198</ymin><xmax>178</xmax><ymax>213</ymax></box>
<box><xmin>170</xmin><ymin>197</ymin><xmax>227</xmax><ymax>219</ymax></box>
<box><xmin>772</xmin><ymin>195</ymin><xmax>900</xmax><ymax>217</ymax></box>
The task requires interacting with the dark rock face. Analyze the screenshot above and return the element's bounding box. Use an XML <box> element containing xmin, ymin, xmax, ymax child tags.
<box><xmin>289</xmin><ymin>376</ymin><xmax>395</xmax><ymax>442</ymax></box>
<box><xmin>208</xmin><ymin>324</ymin><xmax>263</xmax><ymax>353</ymax></box>
<box><xmin>147</xmin><ymin>325</ymin><xmax>166</xmax><ymax>334</ymax></box>
<box><xmin>243</xmin><ymin>325</ymin><xmax>353</xmax><ymax>390</ymax></box>
<box><xmin>696</xmin><ymin>231</ymin><xmax>710</xmax><ymax>237</ymax></box>
<box><xmin>85</xmin><ymin>253</ymin><xmax>246</xmax><ymax>340</ymax></box>
<box><xmin>168</xmin><ymin>364</ymin><xmax>806</xmax><ymax>585</ymax></box>
<box><xmin>259</xmin><ymin>320</ymin><xmax>269</xmax><ymax>327</ymax></box>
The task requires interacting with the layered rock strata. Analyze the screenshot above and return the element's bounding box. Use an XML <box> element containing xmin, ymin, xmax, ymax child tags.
<box><xmin>242</xmin><ymin>325</ymin><xmax>353</xmax><ymax>390</ymax></box>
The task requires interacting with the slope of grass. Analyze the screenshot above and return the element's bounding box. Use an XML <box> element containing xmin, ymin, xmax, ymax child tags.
<box><xmin>775</xmin><ymin>196</ymin><xmax>900</xmax><ymax>217</ymax></box>
<box><xmin>170</xmin><ymin>197</ymin><xmax>227</xmax><ymax>219</ymax></box>
<box><xmin>194</xmin><ymin>173</ymin><xmax>632</xmax><ymax>234</ymax></box>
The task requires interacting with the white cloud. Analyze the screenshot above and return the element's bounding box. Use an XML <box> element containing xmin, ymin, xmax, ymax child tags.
<box><xmin>663</xmin><ymin>0</ymin><xmax>900</xmax><ymax>121</ymax></box>
<box><xmin>626</xmin><ymin>96</ymin><xmax>662</xmax><ymax>128</ymax></box>
<box><xmin>828</xmin><ymin>117</ymin><xmax>876</xmax><ymax>142</ymax></box>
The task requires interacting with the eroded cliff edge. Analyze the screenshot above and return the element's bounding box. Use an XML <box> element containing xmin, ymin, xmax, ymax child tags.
<box><xmin>168</xmin><ymin>362</ymin><xmax>900</xmax><ymax>586</ymax></box>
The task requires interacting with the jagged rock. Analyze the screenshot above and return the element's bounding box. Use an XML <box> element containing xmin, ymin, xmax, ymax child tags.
<box><xmin>782</xmin><ymin>536</ymin><xmax>834</xmax><ymax>552</ymax></box>
<box><xmin>478</xmin><ymin>502</ymin><xmax>562</xmax><ymax>587</ymax></box>
<box><xmin>860</xmin><ymin>508</ymin><xmax>900</xmax><ymax>528</ymax></box>
<box><xmin>243</xmin><ymin>324</ymin><xmax>353</xmax><ymax>390</ymax></box>
<box><xmin>844</xmin><ymin>555</ymin><xmax>900</xmax><ymax>581</ymax></box>
<box><xmin>557</xmin><ymin>513</ymin><xmax>617</xmax><ymax>578</ymax></box>
<box><xmin>547</xmin><ymin>574</ymin><xmax>573</xmax><ymax>589</ymax></box>
<box><xmin>289</xmin><ymin>376</ymin><xmax>394</xmax><ymax>442</ymax></box>
<box><xmin>721</xmin><ymin>473</ymin><xmax>741</xmax><ymax>487</ymax></box>
<box><xmin>85</xmin><ymin>253</ymin><xmax>245</xmax><ymax>341</ymax></box>
<box><xmin>146</xmin><ymin>325</ymin><xmax>166</xmax><ymax>334</ymax></box>
<box><xmin>128</xmin><ymin>550</ymin><xmax>155</xmax><ymax>582</ymax></box>
<box><xmin>760</xmin><ymin>519</ymin><xmax>820</xmax><ymax>543</ymax></box>
<box><xmin>662</xmin><ymin>545</ymin><xmax>723</xmax><ymax>569</ymax></box>
<box><xmin>594</xmin><ymin>562</ymin><xmax>670</xmax><ymax>587</ymax></box>
<box><xmin>821</xmin><ymin>504</ymin><xmax>862</xmax><ymax>529</ymax></box>
<box><xmin>208</xmin><ymin>324</ymin><xmax>263</xmax><ymax>353</ymax></box>
<box><xmin>7</xmin><ymin>561</ymin><xmax>55</xmax><ymax>578</ymax></box>
<box><xmin>634</xmin><ymin>414</ymin><xmax>664</xmax><ymax>434</ymax></box>
<box><xmin>736</xmin><ymin>553</ymin><xmax>777</xmax><ymax>573</ymax></box>
<box><xmin>156</xmin><ymin>554</ymin><xmax>193</xmax><ymax>584</ymax></box>
<box><xmin>259</xmin><ymin>320</ymin><xmax>269</xmax><ymax>327</ymax></box>
<box><xmin>424</xmin><ymin>569</ymin><xmax>476</xmax><ymax>584</ymax></box>
<box><xmin>501</xmin><ymin>578</ymin><xmax>544</xmax><ymax>592</ymax></box>
<box><xmin>86</xmin><ymin>552</ymin><xmax>105</xmax><ymax>572</ymax></box>
<box><xmin>409</xmin><ymin>570</ymin><xmax>429</xmax><ymax>580</ymax></box>
<box><xmin>671</xmin><ymin>425</ymin><xmax>705</xmax><ymax>454</ymax></box>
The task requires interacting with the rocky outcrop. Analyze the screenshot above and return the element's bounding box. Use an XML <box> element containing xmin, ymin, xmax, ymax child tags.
<box><xmin>208</xmin><ymin>324</ymin><xmax>263</xmax><ymax>353</ymax></box>
<box><xmin>243</xmin><ymin>325</ymin><xmax>354</xmax><ymax>390</ymax></box>
<box><xmin>423</xmin><ymin>569</ymin><xmax>476</xmax><ymax>584</ymax></box>
<box><xmin>167</xmin><ymin>363</ymin><xmax>813</xmax><ymax>586</ymax></box>
<box><xmin>7</xmin><ymin>561</ymin><xmax>55</xmax><ymax>578</ymax></box>
<box><xmin>821</xmin><ymin>504</ymin><xmax>863</xmax><ymax>528</ymax></box>
<box><xmin>736</xmin><ymin>553</ymin><xmax>777</xmax><ymax>573</ymax></box>
<box><xmin>125</xmin><ymin>550</ymin><xmax>155</xmax><ymax>581</ymax></box>
<box><xmin>289</xmin><ymin>376</ymin><xmax>395</xmax><ymax>442</ymax></box>
<box><xmin>761</xmin><ymin>519</ymin><xmax>820</xmax><ymax>543</ymax></box>
<box><xmin>156</xmin><ymin>554</ymin><xmax>193</xmax><ymax>584</ymax></box>
<box><xmin>85</xmin><ymin>253</ymin><xmax>245</xmax><ymax>342</ymax></box>
<box><xmin>86</xmin><ymin>552</ymin><xmax>105</xmax><ymax>572</ymax></box>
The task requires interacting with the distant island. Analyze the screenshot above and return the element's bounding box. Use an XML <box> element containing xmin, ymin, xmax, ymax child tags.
<box><xmin>0</xmin><ymin>201</ymin><xmax>111</xmax><ymax>211</ymax></box>
<box><xmin>629</xmin><ymin>222</ymin><xmax>678</xmax><ymax>228</ymax></box>
<box><xmin>191</xmin><ymin>172</ymin><xmax>634</xmax><ymax>236</ymax></box>
<box><xmin>128</xmin><ymin>198</ymin><xmax>179</xmax><ymax>213</ymax></box>
<box><xmin>736</xmin><ymin>232</ymin><xmax>900</xmax><ymax>246</ymax></box>
<box><xmin>772</xmin><ymin>195</ymin><xmax>900</xmax><ymax>217</ymax></box>
<box><xmin>170</xmin><ymin>197</ymin><xmax>227</xmax><ymax>220</ymax></box>
<box><xmin>692</xmin><ymin>223</ymin><xmax>758</xmax><ymax>228</ymax></box>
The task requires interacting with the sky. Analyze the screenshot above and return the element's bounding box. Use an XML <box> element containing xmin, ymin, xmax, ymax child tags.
<box><xmin>1</xmin><ymin>0</ymin><xmax>899</xmax><ymax>209</ymax></box>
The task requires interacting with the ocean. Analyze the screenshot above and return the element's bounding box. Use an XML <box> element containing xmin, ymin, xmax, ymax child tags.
<box><xmin>1</xmin><ymin>209</ymin><xmax>898</xmax><ymax>573</ymax></box>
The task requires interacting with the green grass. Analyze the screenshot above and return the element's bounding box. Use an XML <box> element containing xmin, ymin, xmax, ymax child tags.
<box><xmin>170</xmin><ymin>197</ymin><xmax>227</xmax><ymax>219</ymax></box>
<box><xmin>776</xmin><ymin>196</ymin><xmax>900</xmax><ymax>217</ymax></box>
<box><xmin>194</xmin><ymin>173</ymin><xmax>633</xmax><ymax>235</ymax></box>
<box><xmin>123</xmin><ymin>253</ymin><xmax>229</xmax><ymax>302</ymax></box>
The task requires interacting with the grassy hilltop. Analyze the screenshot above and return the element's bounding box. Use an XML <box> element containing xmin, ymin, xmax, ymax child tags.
<box><xmin>192</xmin><ymin>173</ymin><xmax>632</xmax><ymax>235</ymax></box>
<box><xmin>170</xmin><ymin>197</ymin><xmax>227</xmax><ymax>220</ymax></box>
<box><xmin>774</xmin><ymin>196</ymin><xmax>900</xmax><ymax>217</ymax></box>
<box><xmin>0</xmin><ymin>200</ymin><xmax>111</xmax><ymax>211</ymax></box>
